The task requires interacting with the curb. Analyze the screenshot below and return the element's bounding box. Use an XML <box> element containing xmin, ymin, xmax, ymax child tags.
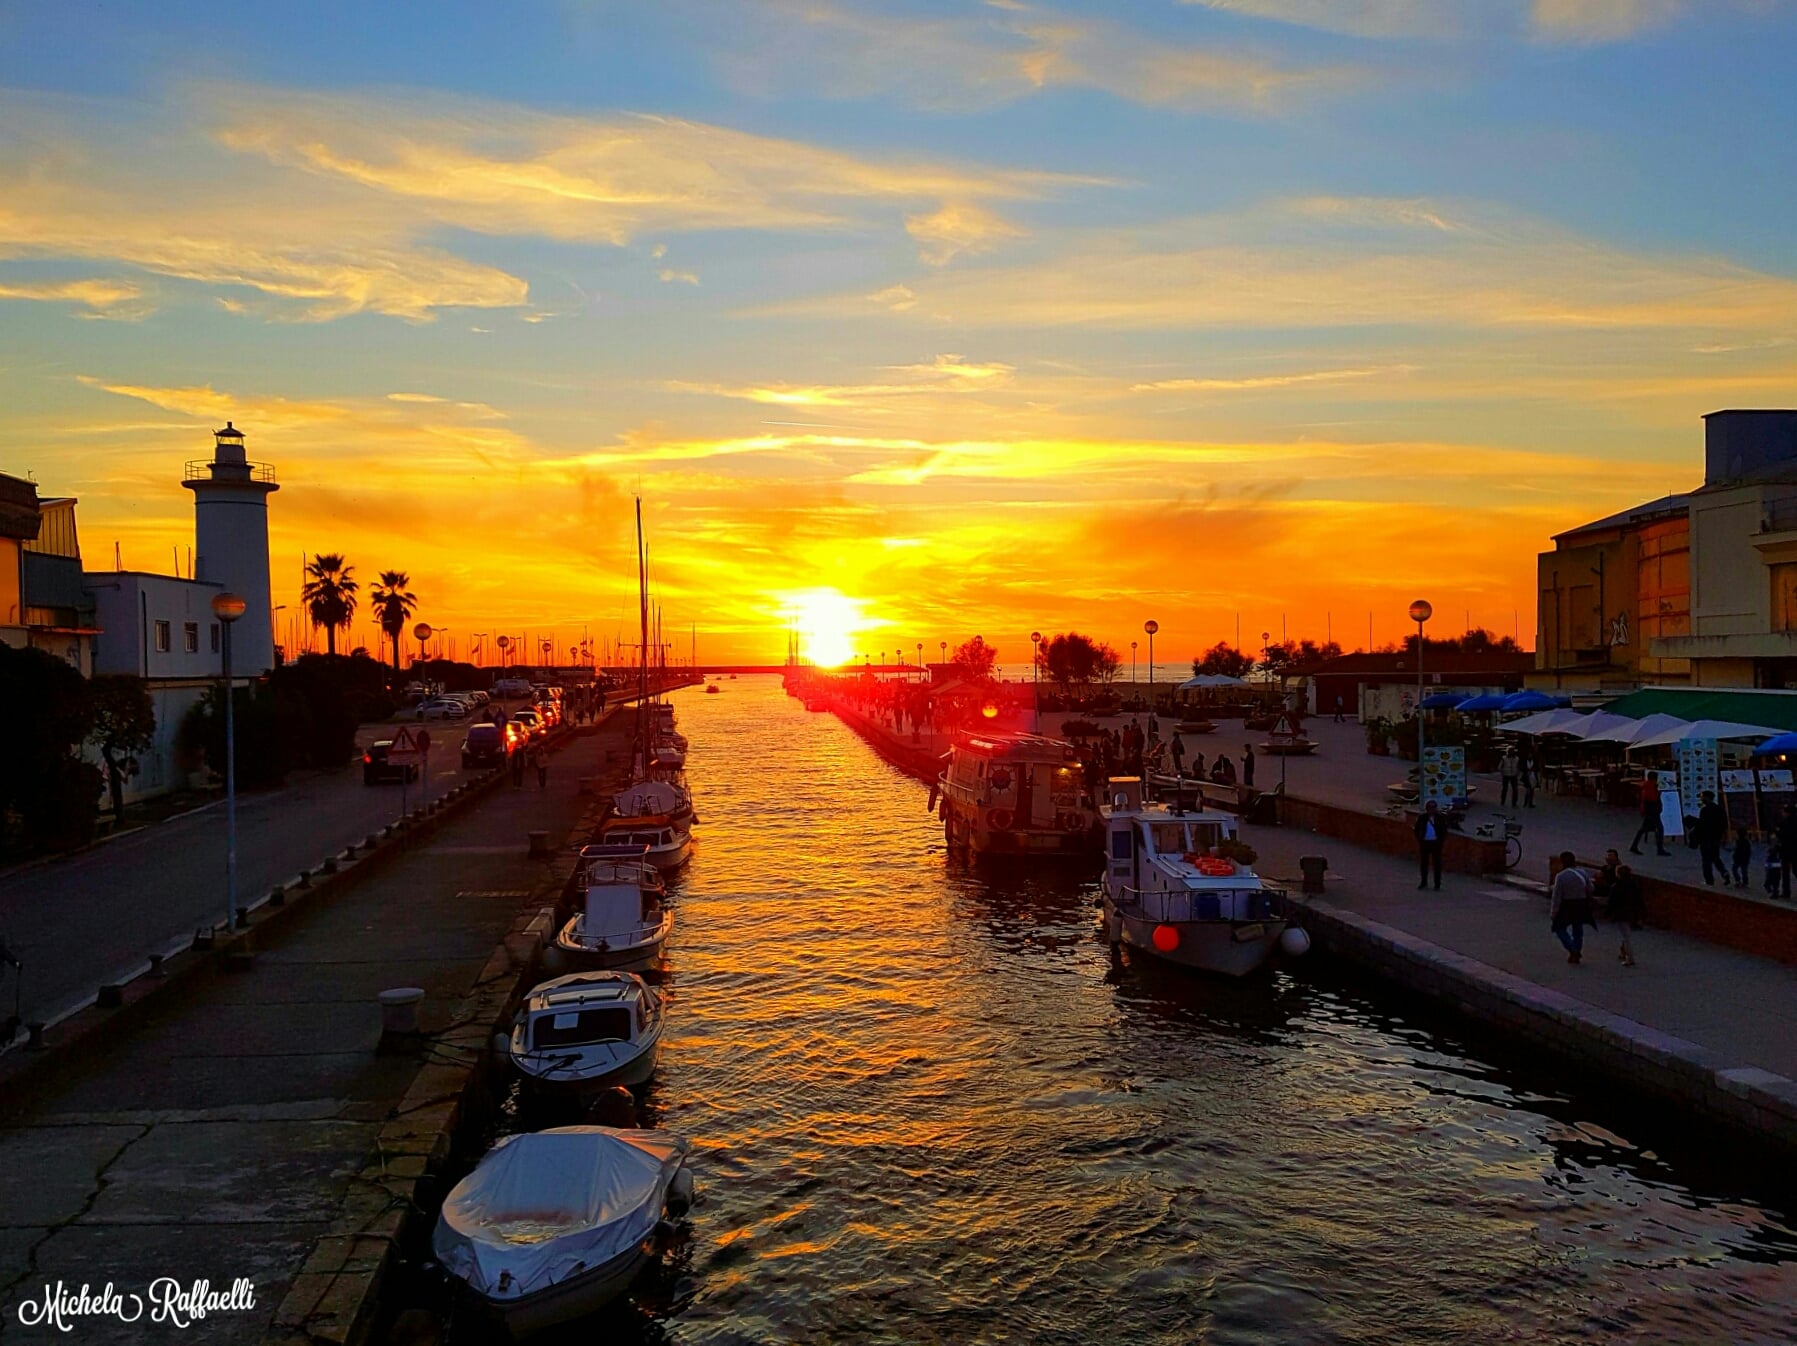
<box><xmin>1289</xmin><ymin>894</ymin><xmax>1797</xmax><ymax>1153</ymax></box>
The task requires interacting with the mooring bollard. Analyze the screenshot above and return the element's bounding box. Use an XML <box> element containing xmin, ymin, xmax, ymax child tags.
<box><xmin>1299</xmin><ymin>856</ymin><xmax>1328</xmax><ymax>895</ymax></box>
<box><xmin>378</xmin><ymin>987</ymin><xmax>426</xmax><ymax>1041</ymax></box>
<box><xmin>295</xmin><ymin>869</ymin><xmax>312</xmax><ymax>889</ymax></box>
<box><xmin>365</xmin><ymin>833</ymin><xmax>380</xmax><ymax>849</ymax></box>
<box><xmin>25</xmin><ymin>1021</ymin><xmax>46</xmax><ymax>1050</ymax></box>
<box><xmin>96</xmin><ymin>984</ymin><xmax>124</xmax><ymax>1009</ymax></box>
<box><xmin>268</xmin><ymin>884</ymin><xmax>286</xmax><ymax>906</ymax></box>
<box><xmin>147</xmin><ymin>953</ymin><xmax>165</xmax><ymax>978</ymax></box>
<box><xmin>320</xmin><ymin>857</ymin><xmax>339</xmax><ymax>875</ymax></box>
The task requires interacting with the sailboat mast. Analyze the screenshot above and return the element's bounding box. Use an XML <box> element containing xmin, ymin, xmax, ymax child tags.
<box><xmin>636</xmin><ymin>497</ymin><xmax>649</xmax><ymax>758</ymax></box>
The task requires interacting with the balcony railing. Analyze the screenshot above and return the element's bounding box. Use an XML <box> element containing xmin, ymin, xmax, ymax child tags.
<box><xmin>184</xmin><ymin>459</ymin><xmax>277</xmax><ymax>484</ymax></box>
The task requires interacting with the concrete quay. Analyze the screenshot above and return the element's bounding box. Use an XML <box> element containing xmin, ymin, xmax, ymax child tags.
<box><xmin>0</xmin><ymin>716</ymin><xmax>631</xmax><ymax>1345</ymax></box>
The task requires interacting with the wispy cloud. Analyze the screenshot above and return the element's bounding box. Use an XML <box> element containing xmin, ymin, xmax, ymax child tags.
<box><xmin>0</xmin><ymin>277</ymin><xmax>147</xmax><ymax>316</ymax></box>
<box><xmin>1132</xmin><ymin>365</ymin><xmax>1414</xmax><ymax>392</ymax></box>
<box><xmin>1189</xmin><ymin>0</ymin><xmax>1695</xmax><ymax>42</ymax></box>
<box><xmin>667</xmin><ymin>354</ymin><xmax>1015</xmax><ymax>408</ymax></box>
<box><xmin>1529</xmin><ymin>0</ymin><xmax>1684</xmax><ymax>42</ymax></box>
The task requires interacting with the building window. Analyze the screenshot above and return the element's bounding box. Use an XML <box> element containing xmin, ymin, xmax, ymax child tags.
<box><xmin>154</xmin><ymin>620</ymin><xmax>170</xmax><ymax>652</ymax></box>
<box><xmin>184</xmin><ymin>622</ymin><xmax>199</xmax><ymax>653</ymax></box>
<box><xmin>210</xmin><ymin>623</ymin><xmax>220</xmax><ymax>652</ymax></box>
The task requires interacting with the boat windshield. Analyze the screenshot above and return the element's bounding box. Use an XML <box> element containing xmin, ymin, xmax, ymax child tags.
<box><xmin>531</xmin><ymin>1006</ymin><xmax>632</xmax><ymax>1050</ymax></box>
<box><xmin>1144</xmin><ymin>820</ymin><xmax>1228</xmax><ymax>855</ymax></box>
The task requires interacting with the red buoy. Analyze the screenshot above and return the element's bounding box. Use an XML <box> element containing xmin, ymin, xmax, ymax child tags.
<box><xmin>1151</xmin><ymin>923</ymin><xmax>1180</xmax><ymax>952</ymax></box>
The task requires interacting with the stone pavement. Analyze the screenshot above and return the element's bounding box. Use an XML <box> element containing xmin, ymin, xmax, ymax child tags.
<box><xmin>0</xmin><ymin>719</ymin><xmax>627</xmax><ymax>1344</ymax></box>
<box><xmin>1240</xmin><ymin>815</ymin><xmax>1797</xmax><ymax>1082</ymax></box>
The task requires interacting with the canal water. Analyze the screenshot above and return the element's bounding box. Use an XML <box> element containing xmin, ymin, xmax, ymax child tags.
<box><xmin>526</xmin><ymin>677</ymin><xmax>1797</xmax><ymax>1344</ymax></box>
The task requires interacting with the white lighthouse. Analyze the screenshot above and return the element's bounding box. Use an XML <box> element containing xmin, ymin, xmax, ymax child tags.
<box><xmin>183</xmin><ymin>422</ymin><xmax>278</xmax><ymax>672</ymax></box>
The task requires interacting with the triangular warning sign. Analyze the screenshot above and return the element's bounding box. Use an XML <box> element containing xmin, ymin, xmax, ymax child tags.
<box><xmin>390</xmin><ymin>725</ymin><xmax>419</xmax><ymax>754</ymax></box>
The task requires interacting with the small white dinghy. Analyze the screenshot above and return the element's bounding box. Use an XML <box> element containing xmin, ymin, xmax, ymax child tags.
<box><xmin>614</xmin><ymin>779</ymin><xmax>696</xmax><ymax>833</ymax></box>
<box><xmin>433</xmin><ymin>1126</ymin><xmax>693</xmax><ymax>1338</ymax></box>
<box><xmin>507</xmin><ymin>970</ymin><xmax>664</xmax><ymax>1099</ymax></box>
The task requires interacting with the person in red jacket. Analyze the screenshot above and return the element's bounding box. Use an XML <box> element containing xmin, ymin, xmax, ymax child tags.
<box><xmin>1630</xmin><ymin>771</ymin><xmax>1670</xmax><ymax>856</ymax></box>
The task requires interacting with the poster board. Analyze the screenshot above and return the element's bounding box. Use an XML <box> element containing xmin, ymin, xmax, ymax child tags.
<box><xmin>1675</xmin><ymin>738</ymin><xmax>1719</xmax><ymax>806</ymax></box>
<box><xmin>1660</xmin><ymin>787</ymin><xmax>1685</xmax><ymax>839</ymax></box>
<box><xmin>1420</xmin><ymin>746</ymin><xmax>1466</xmax><ymax>808</ymax></box>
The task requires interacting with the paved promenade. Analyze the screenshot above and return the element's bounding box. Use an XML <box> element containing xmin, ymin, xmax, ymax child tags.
<box><xmin>0</xmin><ymin>721</ymin><xmax>624</xmax><ymax>1344</ymax></box>
<box><xmin>1241</xmin><ymin>818</ymin><xmax>1797</xmax><ymax>1083</ymax></box>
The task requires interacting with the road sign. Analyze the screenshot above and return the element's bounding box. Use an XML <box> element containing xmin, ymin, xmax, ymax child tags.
<box><xmin>389</xmin><ymin>726</ymin><xmax>423</xmax><ymax>763</ymax></box>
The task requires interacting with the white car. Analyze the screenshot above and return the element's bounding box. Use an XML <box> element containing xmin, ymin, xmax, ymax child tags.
<box><xmin>417</xmin><ymin>698</ymin><xmax>470</xmax><ymax>721</ymax></box>
<box><xmin>492</xmin><ymin>678</ymin><xmax>534</xmax><ymax>698</ymax></box>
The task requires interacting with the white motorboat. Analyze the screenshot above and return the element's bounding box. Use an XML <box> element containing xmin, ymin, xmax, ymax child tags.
<box><xmin>433</xmin><ymin>1126</ymin><xmax>693</xmax><ymax>1338</ymax></box>
<box><xmin>651</xmin><ymin>737</ymin><xmax>686</xmax><ymax>770</ymax></box>
<box><xmin>614</xmin><ymin>778</ymin><xmax>696</xmax><ymax>833</ymax></box>
<box><xmin>507</xmin><ymin>970</ymin><xmax>664</xmax><ymax>1098</ymax></box>
<box><xmin>554</xmin><ymin>845</ymin><xmax>673</xmax><ymax>970</ymax></box>
<box><xmin>599</xmin><ymin>814</ymin><xmax>692</xmax><ymax>870</ymax></box>
<box><xmin>1099</xmin><ymin>778</ymin><xmax>1292</xmax><ymax>977</ymax></box>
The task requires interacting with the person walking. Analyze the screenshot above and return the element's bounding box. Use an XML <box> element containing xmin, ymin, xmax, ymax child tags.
<box><xmin>1695</xmin><ymin>791</ymin><xmax>1727</xmax><ymax>885</ymax></box>
<box><xmin>1550</xmin><ymin>851</ymin><xmax>1595</xmax><ymax>964</ymax></box>
<box><xmin>1414</xmin><ymin>800</ymin><xmax>1445</xmax><ymax>891</ymax></box>
<box><xmin>535</xmin><ymin>746</ymin><xmax>549</xmax><ymax>789</ymax></box>
<box><xmin>1170</xmin><ymin>732</ymin><xmax>1186</xmax><ymax>776</ymax></box>
<box><xmin>1499</xmin><ymin>746</ymin><xmax>1521</xmax><ymax>809</ymax></box>
<box><xmin>1777</xmin><ymin>805</ymin><xmax>1797</xmax><ymax>900</ymax></box>
<box><xmin>1630</xmin><ymin>771</ymin><xmax>1669</xmax><ymax>856</ymax></box>
<box><xmin>1190</xmin><ymin>750</ymin><xmax>1205</xmax><ymax>780</ymax></box>
<box><xmin>1520</xmin><ymin>748</ymin><xmax>1537</xmax><ymax>808</ymax></box>
<box><xmin>509</xmin><ymin>741</ymin><xmax>525</xmax><ymax>787</ymax></box>
<box><xmin>1731</xmin><ymin>828</ymin><xmax>1753</xmax><ymax>888</ymax></box>
<box><xmin>1606</xmin><ymin>862</ymin><xmax>1643</xmax><ymax>966</ymax></box>
<box><xmin>1334</xmin><ymin>695</ymin><xmax>1345</xmax><ymax>723</ymax></box>
<box><xmin>1241</xmin><ymin>743</ymin><xmax>1256</xmax><ymax>788</ymax></box>
<box><xmin>1767</xmin><ymin>841</ymin><xmax>1785</xmax><ymax>899</ymax></box>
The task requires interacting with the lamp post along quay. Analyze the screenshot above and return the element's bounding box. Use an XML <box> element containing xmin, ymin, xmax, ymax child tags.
<box><xmin>1410</xmin><ymin>599</ymin><xmax>1433</xmax><ymax>767</ymax></box>
<box><xmin>211</xmin><ymin>592</ymin><xmax>247</xmax><ymax>933</ymax></box>
<box><xmin>1144</xmin><ymin>619</ymin><xmax>1159</xmax><ymax>713</ymax></box>
<box><xmin>1030</xmin><ymin>631</ymin><xmax>1042</xmax><ymax>732</ymax></box>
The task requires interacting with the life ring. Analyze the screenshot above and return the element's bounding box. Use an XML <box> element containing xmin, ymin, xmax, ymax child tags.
<box><xmin>987</xmin><ymin>808</ymin><xmax>1013</xmax><ymax>831</ymax></box>
<box><xmin>1061</xmin><ymin>812</ymin><xmax>1083</xmax><ymax>832</ymax></box>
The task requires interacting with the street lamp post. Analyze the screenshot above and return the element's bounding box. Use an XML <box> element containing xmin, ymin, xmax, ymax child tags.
<box><xmin>916</xmin><ymin>642</ymin><xmax>923</xmax><ymax>683</ymax></box>
<box><xmin>413</xmin><ymin>622</ymin><xmax>433</xmax><ymax>669</ymax></box>
<box><xmin>1030</xmin><ymin>631</ymin><xmax>1043</xmax><ymax>732</ymax></box>
<box><xmin>1144</xmin><ymin>620</ymin><xmax>1159</xmax><ymax>715</ymax></box>
<box><xmin>211</xmin><ymin>593</ymin><xmax>246</xmax><ymax>933</ymax></box>
<box><xmin>1410</xmin><ymin>599</ymin><xmax>1433</xmax><ymax>768</ymax></box>
<box><xmin>1131</xmin><ymin>641</ymin><xmax>1137</xmax><ymax>686</ymax></box>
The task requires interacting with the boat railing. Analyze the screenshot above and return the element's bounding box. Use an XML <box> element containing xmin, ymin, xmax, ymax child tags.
<box><xmin>1115</xmin><ymin>884</ymin><xmax>1281</xmax><ymax>924</ymax></box>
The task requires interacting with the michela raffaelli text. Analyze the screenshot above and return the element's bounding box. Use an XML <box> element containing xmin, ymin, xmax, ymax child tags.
<box><xmin>14</xmin><ymin>1279</ymin><xmax>255</xmax><ymax>1332</ymax></box>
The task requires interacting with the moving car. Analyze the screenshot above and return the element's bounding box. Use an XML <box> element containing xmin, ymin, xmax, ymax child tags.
<box><xmin>510</xmin><ymin>708</ymin><xmax>545</xmax><ymax>739</ymax></box>
<box><xmin>461</xmin><ymin>722</ymin><xmax>515</xmax><ymax>769</ymax></box>
<box><xmin>363</xmin><ymin>740</ymin><xmax>420</xmax><ymax>785</ymax></box>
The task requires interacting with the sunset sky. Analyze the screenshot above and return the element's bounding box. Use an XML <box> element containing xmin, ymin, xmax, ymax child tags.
<box><xmin>4</xmin><ymin>0</ymin><xmax>1796</xmax><ymax>668</ymax></box>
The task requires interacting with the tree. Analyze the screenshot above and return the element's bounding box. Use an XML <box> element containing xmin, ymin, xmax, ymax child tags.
<box><xmin>369</xmin><ymin>569</ymin><xmax>418</xmax><ymax>671</ymax></box>
<box><xmin>89</xmin><ymin>674</ymin><xmax>155</xmax><ymax>821</ymax></box>
<box><xmin>950</xmin><ymin>635</ymin><xmax>998</xmax><ymax>681</ymax></box>
<box><xmin>301</xmin><ymin>553</ymin><xmax>359</xmax><ymax>656</ymax></box>
<box><xmin>1042</xmin><ymin>632</ymin><xmax>1116</xmax><ymax>689</ymax></box>
<box><xmin>1193</xmin><ymin>642</ymin><xmax>1255</xmax><ymax>679</ymax></box>
<box><xmin>0</xmin><ymin>644</ymin><xmax>100</xmax><ymax>852</ymax></box>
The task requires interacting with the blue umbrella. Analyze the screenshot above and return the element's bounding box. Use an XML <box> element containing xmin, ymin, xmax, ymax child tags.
<box><xmin>1501</xmin><ymin>690</ymin><xmax>1559</xmax><ymax>712</ymax></box>
<box><xmin>1419</xmin><ymin>692</ymin><xmax>1465</xmax><ymax>709</ymax></box>
<box><xmin>1750</xmin><ymin>732</ymin><xmax>1797</xmax><ymax>756</ymax></box>
<box><xmin>1455</xmin><ymin>693</ymin><xmax>1507</xmax><ymax>712</ymax></box>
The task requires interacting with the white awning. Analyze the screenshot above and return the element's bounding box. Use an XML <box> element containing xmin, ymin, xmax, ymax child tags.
<box><xmin>1629</xmin><ymin>718</ymin><xmax>1787</xmax><ymax>748</ymax></box>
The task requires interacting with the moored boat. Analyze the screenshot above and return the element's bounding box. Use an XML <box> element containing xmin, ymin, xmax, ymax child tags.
<box><xmin>614</xmin><ymin>778</ymin><xmax>696</xmax><ymax>833</ymax></box>
<box><xmin>599</xmin><ymin>813</ymin><xmax>692</xmax><ymax>869</ymax></box>
<box><xmin>1099</xmin><ymin>777</ymin><xmax>1294</xmax><ymax>976</ymax></box>
<box><xmin>933</xmin><ymin>732</ymin><xmax>1100</xmax><ymax>856</ymax></box>
<box><xmin>553</xmin><ymin>845</ymin><xmax>673</xmax><ymax>970</ymax></box>
<box><xmin>507</xmin><ymin>970</ymin><xmax>664</xmax><ymax>1098</ymax></box>
<box><xmin>432</xmin><ymin>1126</ymin><xmax>693</xmax><ymax>1337</ymax></box>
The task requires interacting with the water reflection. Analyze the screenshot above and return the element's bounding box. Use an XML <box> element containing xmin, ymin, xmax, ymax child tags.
<box><xmin>470</xmin><ymin>677</ymin><xmax>1797</xmax><ymax>1345</ymax></box>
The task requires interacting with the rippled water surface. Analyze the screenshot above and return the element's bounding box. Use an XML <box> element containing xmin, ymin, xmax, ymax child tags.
<box><xmin>557</xmin><ymin>679</ymin><xmax>1797</xmax><ymax>1344</ymax></box>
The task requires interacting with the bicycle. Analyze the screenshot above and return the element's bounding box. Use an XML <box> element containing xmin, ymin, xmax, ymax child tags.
<box><xmin>1475</xmin><ymin>813</ymin><xmax>1524</xmax><ymax>870</ymax></box>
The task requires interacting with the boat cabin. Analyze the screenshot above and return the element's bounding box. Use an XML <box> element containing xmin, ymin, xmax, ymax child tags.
<box><xmin>522</xmin><ymin>972</ymin><xmax>653</xmax><ymax>1053</ymax></box>
<box><xmin>577</xmin><ymin>844</ymin><xmax>664</xmax><ymax>933</ymax></box>
<box><xmin>941</xmin><ymin>733</ymin><xmax>1090</xmax><ymax>828</ymax></box>
<box><xmin>1103</xmin><ymin>785</ymin><xmax>1277</xmax><ymax>925</ymax></box>
<box><xmin>600</xmin><ymin>817</ymin><xmax>681</xmax><ymax>851</ymax></box>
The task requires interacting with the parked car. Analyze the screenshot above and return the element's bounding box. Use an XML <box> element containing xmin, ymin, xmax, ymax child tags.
<box><xmin>465</xmin><ymin>690</ymin><xmax>491</xmax><ymax>707</ymax></box>
<box><xmin>417</xmin><ymin>698</ymin><xmax>470</xmax><ymax>721</ymax></box>
<box><xmin>510</xmin><ymin>708</ymin><xmax>544</xmax><ymax>739</ymax></box>
<box><xmin>460</xmin><ymin>722</ymin><xmax>514</xmax><ymax>769</ymax></box>
<box><xmin>363</xmin><ymin>740</ymin><xmax>419</xmax><ymax>785</ymax></box>
<box><xmin>492</xmin><ymin>677</ymin><xmax>534</xmax><ymax>698</ymax></box>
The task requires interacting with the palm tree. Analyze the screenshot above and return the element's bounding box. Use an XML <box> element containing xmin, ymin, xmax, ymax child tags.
<box><xmin>369</xmin><ymin>570</ymin><xmax>418</xmax><ymax>671</ymax></box>
<box><xmin>301</xmin><ymin>553</ymin><xmax>359</xmax><ymax>655</ymax></box>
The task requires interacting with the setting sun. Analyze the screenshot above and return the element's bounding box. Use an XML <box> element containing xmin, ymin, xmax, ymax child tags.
<box><xmin>783</xmin><ymin>587</ymin><xmax>872</xmax><ymax>668</ymax></box>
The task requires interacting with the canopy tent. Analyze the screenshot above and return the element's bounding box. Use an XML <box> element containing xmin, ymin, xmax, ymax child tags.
<box><xmin>1455</xmin><ymin>693</ymin><xmax>1509</xmax><ymax>712</ymax></box>
<box><xmin>1628</xmin><ymin>718</ymin><xmax>1786</xmax><ymax>749</ymax></box>
<box><xmin>1751</xmin><ymin>732</ymin><xmax>1797</xmax><ymax>757</ymax></box>
<box><xmin>1603</xmin><ymin>687</ymin><xmax>1797</xmax><ymax>733</ymax></box>
<box><xmin>1580</xmin><ymin>712</ymin><xmax>1689</xmax><ymax>747</ymax></box>
<box><xmin>1419</xmin><ymin>692</ymin><xmax>1466</xmax><ymax>709</ymax></box>
<box><xmin>1501</xmin><ymin>708</ymin><xmax>1587</xmax><ymax>735</ymax></box>
<box><xmin>1556</xmin><ymin>710</ymin><xmax>1641</xmax><ymax>741</ymax></box>
<box><xmin>1180</xmin><ymin>673</ymin><xmax>1250</xmax><ymax>689</ymax></box>
<box><xmin>1501</xmin><ymin>690</ymin><xmax>1562</xmax><ymax>712</ymax></box>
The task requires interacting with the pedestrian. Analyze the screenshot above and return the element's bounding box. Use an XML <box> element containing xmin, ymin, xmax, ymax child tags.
<box><xmin>1334</xmin><ymin>695</ymin><xmax>1345</xmax><ymax>723</ymax></box>
<box><xmin>1766</xmin><ymin>841</ymin><xmax>1785</xmax><ymax>899</ymax></box>
<box><xmin>1731</xmin><ymin>828</ymin><xmax>1753</xmax><ymax>887</ymax></box>
<box><xmin>1630</xmin><ymin>771</ymin><xmax>1669</xmax><ymax>856</ymax></box>
<box><xmin>1695</xmin><ymin>790</ymin><xmax>1727</xmax><ymax>885</ymax></box>
<box><xmin>1606</xmin><ymin>862</ymin><xmax>1643</xmax><ymax>966</ymax></box>
<box><xmin>1171</xmin><ymin>732</ymin><xmax>1186</xmax><ymax>775</ymax></box>
<box><xmin>1241</xmin><ymin>743</ymin><xmax>1256</xmax><ymax>788</ymax></box>
<box><xmin>1190</xmin><ymin>750</ymin><xmax>1205</xmax><ymax>780</ymax></box>
<box><xmin>535</xmin><ymin>746</ymin><xmax>549</xmax><ymax>789</ymax></box>
<box><xmin>1520</xmin><ymin>748</ymin><xmax>1537</xmax><ymax>808</ymax></box>
<box><xmin>1592</xmin><ymin>847</ymin><xmax>1622</xmax><ymax>900</ymax></box>
<box><xmin>510</xmin><ymin>745</ymin><xmax>524</xmax><ymax>787</ymax></box>
<box><xmin>1414</xmin><ymin>800</ymin><xmax>1445</xmax><ymax>890</ymax></box>
<box><xmin>1499</xmin><ymin>745</ymin><xmax>1521</xmax><ymax>809</ymax></box>
<box><xmin>1777</xmin><ymin>805</ymin><xmax>1797</xmax><ymax>899</ymax></box>
<box><xmin>1550</xmin><ymin>850</ymin><xmax>1595</xmax><ymax>964</ymax></box>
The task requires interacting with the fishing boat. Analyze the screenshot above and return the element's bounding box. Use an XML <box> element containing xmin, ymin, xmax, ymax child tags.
<box><xmin>506</xmin><ymin>970</ymin><xmax>665</xmax><ymax>1099</ymax></box>
<box><xmin>1099</xmin><ymin>777</ymin><xmax>1297</xmax><ymax>977</ymax></box>
<box><xmin>553</xmin><ymin>845</ymin><xmax>673</xmax><ymax>970</ymax></box>
<box><xmin>614</xmin><ymin>778</ymin><xmax>696</xmax><ymax>833</ymax></box>
<box><xmin>432</xmin><ymin>1126</ymin><xmax>693</xmax><ymax>1338</ymax></box>
<box><xmin>705</xmin><ymin>682</ymin><xmax>721</xmax><ymax>694</ymax></box>
<box><xmin>932</xmin><ymin>732</ymin><xmax>1101</xmax><ymax>856</ymax></box>
<box><xmin>598</xmin><ymin>813</ymin><xmax>691</xmax><ymax>869</ymax></box>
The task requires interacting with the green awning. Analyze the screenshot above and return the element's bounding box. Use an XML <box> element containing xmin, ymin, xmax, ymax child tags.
<box><xmin>1602</xmin><ymin>687</ymin><xmax>1797</xmax><ymax>732</ymax></box>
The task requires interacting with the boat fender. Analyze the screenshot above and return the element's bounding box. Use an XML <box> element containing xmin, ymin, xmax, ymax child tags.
<box><xmin>1151</xmin><ymin>923</ymin><xmax>1180</xmax><ymax>952</ymax></box>
<box><xmin>540</xmin><ymin>945</ymin><xmax>568</xmax><ymax>976</ymax></box>
<box><xmin>987</xmin><ymin>808</ymin><xmax>1013</xmax><ymax>831</ymax></box>
<box><xmin>1279</xmin><ymin>926</ymin><xmax>1312</xmax><ymax>958</ymax></box>
<box><xmin>927</xmin><ymin>784</ymin><xmax>940</xmax><ymax>814</ymax></box>
<box><xmin>668</xmin><ymin>1165</ymin><xmax>696</xmax><ymax>1215</ymax></box>
<box><xmin>489</xmin><ymin>1031</ymin><xmax>509</xmax><ymax>1058</ymax></box>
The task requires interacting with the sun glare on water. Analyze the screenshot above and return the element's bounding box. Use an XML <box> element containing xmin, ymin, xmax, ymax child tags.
<box><xmin>784</xmin><ymin>587</ymin><xmax>871</xmax><ymax>668</ymax></box>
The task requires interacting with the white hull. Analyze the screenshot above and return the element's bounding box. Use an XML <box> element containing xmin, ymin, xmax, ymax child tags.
<box><xmin>514</xmin><ymin>1036</ymin><xmax>661</xmax><ymax>1098</ymax></box>
<box><xmin>483</xmin><ymin>1242</ymin><xmax>651</xmax><ymax>1338</ymax></box>
<box><xmin>554</xmin><ymin>915</ymin><xmax>671</xmax><ymax>971</ymax></box>
<box><xmin>1102</xmin><ymin>896</ymin><xmax>1284</xmax><ymax>977</ymax></box>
